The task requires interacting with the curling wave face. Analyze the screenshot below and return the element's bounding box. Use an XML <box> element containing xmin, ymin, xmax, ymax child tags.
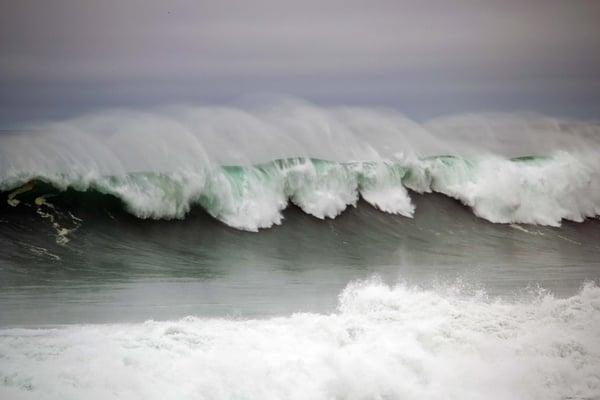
<box><xmin>1</xmin><ymin>100</ymin><xmax>599</xmax><ymax>230</ymax></box>
<box><xmin>1</xmin><ymin>279</ymin><xmax>599</xmax><ymax>400</ymax></box>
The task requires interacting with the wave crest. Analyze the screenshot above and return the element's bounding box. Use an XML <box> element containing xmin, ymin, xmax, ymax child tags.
<box><xmin>2</xmin><ymin>102</ymin><xmax>599</xmax><ymax>230</ymax></box>
<box><xmin>3</xmin><ymin>153</ymin><xmax>599</xmax><ymax>231</ymax></box>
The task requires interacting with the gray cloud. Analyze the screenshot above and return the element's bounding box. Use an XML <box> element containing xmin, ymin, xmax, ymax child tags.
<box><xmin>1</xmin><ymin>0</ymin><xmax>600</xmax><ymax>125</ymax></box>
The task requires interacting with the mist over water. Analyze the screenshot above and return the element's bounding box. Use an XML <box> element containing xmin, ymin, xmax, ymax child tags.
<box><xmin>1</xmin><ymin>100</ymin><xmax>600</xmax><ymax>399</ymax></box>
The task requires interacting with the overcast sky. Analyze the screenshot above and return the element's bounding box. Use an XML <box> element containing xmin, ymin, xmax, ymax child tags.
<box><xmin>1</xmin><ymin>0</ymin><xmax>600</xmax><ymax>126</ymax></box>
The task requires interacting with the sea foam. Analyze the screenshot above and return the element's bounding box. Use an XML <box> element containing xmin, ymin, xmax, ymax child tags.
<box><xmin>1</xmin><ymin>280</ymin><xmax>599</xmax><ymax>400</ymax></box>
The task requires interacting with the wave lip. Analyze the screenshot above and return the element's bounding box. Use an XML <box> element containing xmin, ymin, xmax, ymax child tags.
<box><xmin>1</xmin><ymin>280</ymin><xmax>599</xmax><ymax>399</ymax></box>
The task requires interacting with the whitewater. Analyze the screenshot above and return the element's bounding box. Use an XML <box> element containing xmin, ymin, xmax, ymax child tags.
<box><xmin>1</xmin><ymin>280</ymin><xmax>599</xmax><ymax>400</ymax></box>
<box><xmin>1</xmin><ymin>100</ymin><xmax>599</xmax><ymax>231</ymax></box>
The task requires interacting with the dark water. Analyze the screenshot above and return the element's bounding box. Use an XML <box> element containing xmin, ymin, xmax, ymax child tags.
<box><xmin>1</xmin><ymin>190</ymin><xmax>599</xmax><ymax>327</ymax></box>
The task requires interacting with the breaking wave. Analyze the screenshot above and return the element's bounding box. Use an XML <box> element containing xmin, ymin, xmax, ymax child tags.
<box><xmin>1</xmin><ymin>100</ymin><xmax>599</xmax><ymax>231</ymax></box>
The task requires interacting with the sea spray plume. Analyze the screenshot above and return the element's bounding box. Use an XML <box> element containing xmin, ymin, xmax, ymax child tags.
<box><xmin>425</xmin><ymin>112</ymin><xmax>600</xmax><ymax>157</ymax></box>
<box><xmin>1</xmin><ymin>100</ymin><xmax>599</xmax><ymax>230</ymax></box>
<box><xmin>0</xmin><ymin>99</ymin><xmax>440</xmax><ymax>174</ymax></box>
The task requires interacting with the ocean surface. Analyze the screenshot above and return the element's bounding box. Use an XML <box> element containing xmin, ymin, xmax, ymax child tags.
<box><xmin>1</xmin><ymin>101</ymin><xmax>599</xmax><ymax>399</ymax></box>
